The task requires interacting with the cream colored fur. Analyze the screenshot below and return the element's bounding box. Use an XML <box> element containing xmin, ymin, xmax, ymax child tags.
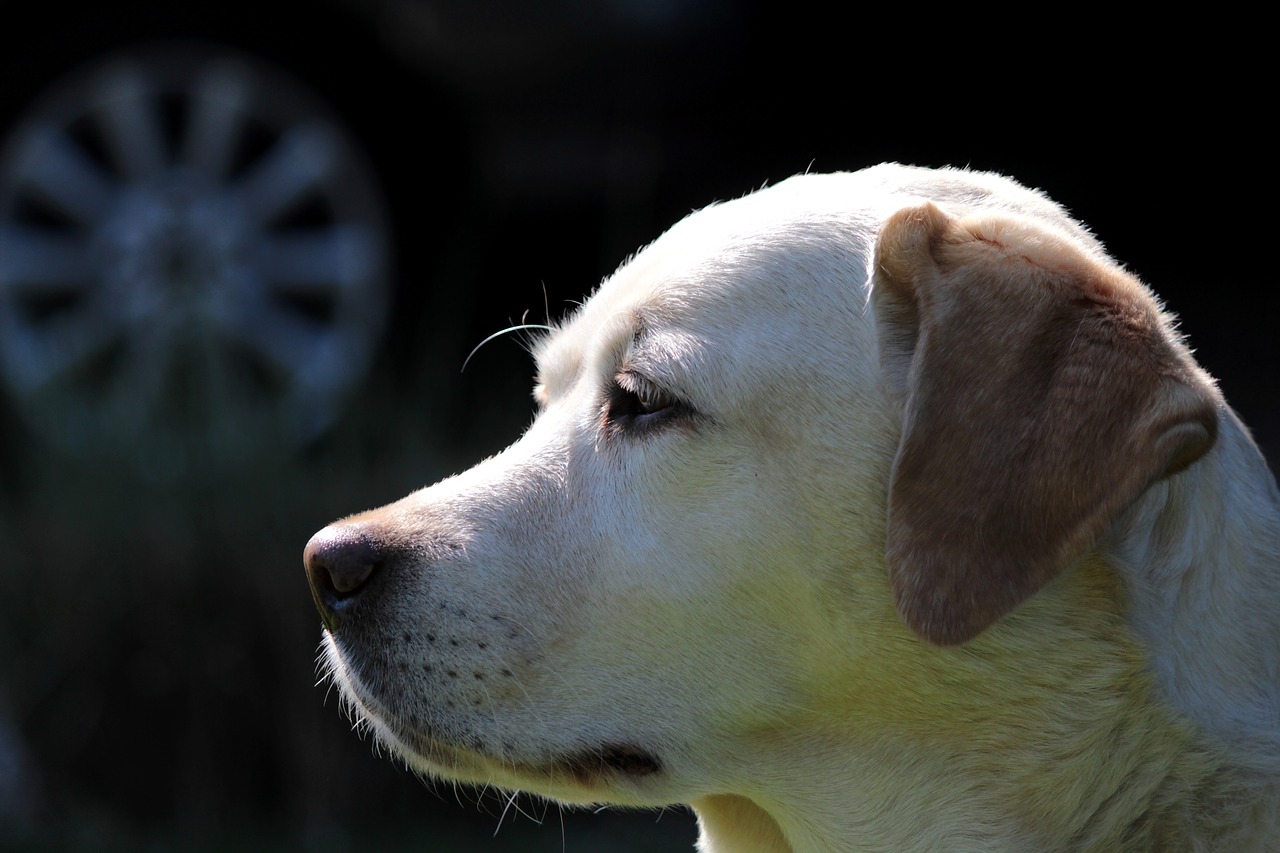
<box><xmin>305</xmin><ymin>164</ymin><xmax>1280</xmax><ymax>851</ymax></box>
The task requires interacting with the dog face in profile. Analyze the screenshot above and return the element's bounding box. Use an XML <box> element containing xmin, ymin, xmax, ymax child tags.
<box><xmin>305</xmin><ymin>164</ymin><xmax>1279</xmax><ymax>852</ymax></box>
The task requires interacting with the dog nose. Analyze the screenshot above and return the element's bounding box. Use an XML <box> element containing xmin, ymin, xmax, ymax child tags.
<box><xmin>304</xmin><ymin>524</ymin><xmax>383</xmax><ymax>629</ymax></box>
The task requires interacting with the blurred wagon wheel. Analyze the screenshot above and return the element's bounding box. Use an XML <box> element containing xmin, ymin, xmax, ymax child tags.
<box><xmin>0</xmin><ymin>44</ymin><xmax>391</xmax><ymax>481</ymax></box>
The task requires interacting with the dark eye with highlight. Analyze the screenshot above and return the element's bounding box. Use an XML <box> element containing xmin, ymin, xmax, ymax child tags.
<box><xmin>605</xmin><ymin>373</ymin><xmax>687</xmax><ymax>434</ymax></box>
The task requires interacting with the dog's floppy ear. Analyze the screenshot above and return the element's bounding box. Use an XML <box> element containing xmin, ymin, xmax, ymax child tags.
<box><xmin>872</xmin><ymin>202</ymin><xmax>1220</xmax><ymax>646</ymax></box>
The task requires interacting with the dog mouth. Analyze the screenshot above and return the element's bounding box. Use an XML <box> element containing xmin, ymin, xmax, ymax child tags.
<box><xmin>323</xmin><ymin>640</ymin><xmax>663</xmax><ymax>795</ymax></box>
<box><xmin>390</xmin><ymin>717</ymin><xmax>664</xmax><ymax>790</ymax></box>
<box><xmin>389</xmin><ymin>718</ymin><xmax>665</xmax><ymax>797</ymax></box>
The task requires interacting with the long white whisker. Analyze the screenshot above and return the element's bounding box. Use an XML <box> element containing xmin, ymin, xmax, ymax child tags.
<box><xmin>495</xmin><ymin>790</ymin><xmax>517</xmax><ymax>836</ymax></box>
<box><xmin>462</xmin><ymin>324</ymin><xmax>553</xmax><ymax>372</ymax></box>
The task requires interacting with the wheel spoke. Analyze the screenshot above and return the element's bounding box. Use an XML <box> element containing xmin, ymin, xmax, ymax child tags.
<box><xmin>256</xmin><ymin>225</ymin><xmax>382</xmax><ymax>291</ymax></box>
<box><xmin>233</xmin><ymin>122</ymin><xmax>338</xmax><ymax>224</ymax></box>
<box><xmin>7</xmin><ymin>125</ymin><xmax>116</xmax><ymax>224</ymax></box>
<box><xmin>214</xmin><ymin>274</ymin><xmax>331</xmax><ymax>385</ymax></box>
<box><xmin>0</xmin><ymin>226</ymin><xmax>94</xmax><ymax>289</ymax></box>
<box><xmin>183</xmin><ymin>60</ymin><xmax>252</xmax><ymax>181</ymax></box>
<box><xmin>94</xmin><ymin>61</ymin><xmax>169</xmax><ymax>180</ymax></box>
<box><xmin>0</xmin><ymin>307</ymin><xmax>124</xmax><ymax>391</ymax></box>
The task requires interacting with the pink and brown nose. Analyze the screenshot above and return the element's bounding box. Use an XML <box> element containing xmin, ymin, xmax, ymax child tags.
<box><xmin>303</xmin><ymin>524</ymin><xmax>384</xmax><ymax>631</ymax></box>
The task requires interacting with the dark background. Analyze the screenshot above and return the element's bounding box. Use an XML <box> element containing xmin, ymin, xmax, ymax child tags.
<box><xmin>0</xmin><ymin>2</ymin><xmax>1272</xmax><ymax>850</ymax></box>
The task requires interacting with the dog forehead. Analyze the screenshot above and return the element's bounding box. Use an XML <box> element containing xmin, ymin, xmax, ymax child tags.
<box><xmin>535</xmin><ymin>163</ymin><xmax>1094</xmax><ymax>397</ymax></box>
<box><xmin>536</xmin><ymin>174</ymin><xmax>886</xmax><ymax>393</ymax></box>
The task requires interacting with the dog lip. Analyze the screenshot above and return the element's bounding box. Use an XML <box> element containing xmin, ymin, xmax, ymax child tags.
<box><xmin>383</xmin><ymin>720</ymin><xmax>661</xmax><ymax>790</ymax></box>
<box><xmin>556</xmin><ymin>743</ymin><xmax>662</xmax><ymax>783</ymax></box>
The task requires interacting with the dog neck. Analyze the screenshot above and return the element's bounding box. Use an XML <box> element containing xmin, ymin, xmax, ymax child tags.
<box><xmin>1104</xmin><ymin>406</ymin><xmax>1280</xmax><ymax>771</ymax></box>
<box><xmin>686</xmin><ymin>414</ymin><xmax>1280</xmax><ymax>852</ymax></box>
<box><xmin>693</xmin><ymin>795</ymin><xmax>794</xmax><ymax>853</ymax></box>
<box><xmin>690</xmin><ymin>705</ymin><xmax>1231</xmax><ymax>852</ymax></box>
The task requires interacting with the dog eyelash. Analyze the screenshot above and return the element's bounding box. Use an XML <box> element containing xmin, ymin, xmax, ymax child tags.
<box><xmin>605</xmin><ymin>373</ymin><xmax>686</xmax><ymax>432</ymax></box>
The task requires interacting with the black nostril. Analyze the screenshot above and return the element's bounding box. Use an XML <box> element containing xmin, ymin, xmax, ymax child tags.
<box><xmin>304</xmin><ymin>525</ymin><xmax>383</xmax><ymax>625</ymax></box>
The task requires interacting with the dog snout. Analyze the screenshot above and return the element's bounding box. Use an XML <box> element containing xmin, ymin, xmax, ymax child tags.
<box><xmin>304</xmin><ymin>524</ymin><xmax>385</xmax><ymax>629</ymax></box>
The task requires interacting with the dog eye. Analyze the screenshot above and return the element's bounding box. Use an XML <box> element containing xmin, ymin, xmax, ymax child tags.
<box><xmin>606</xmin><ymin>374</ymin><xmax>684</xmax><ymax>431</ymax></box>
<box><xmin>611</xmin><ymin>381</ymin><xmax>672</xmax><ymax>417</ymax></box>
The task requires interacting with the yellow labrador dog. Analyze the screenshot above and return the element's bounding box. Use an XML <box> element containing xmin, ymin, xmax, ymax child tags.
<box><xmin>304</xmin><ymin>164</ymin><xmax>1279</xmax><ymax>851</ymax></box>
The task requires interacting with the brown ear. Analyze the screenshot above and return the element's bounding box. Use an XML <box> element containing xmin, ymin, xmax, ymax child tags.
<box><xmin>873</xmin><ymin>202</ymin><xmax>1220</xmax><ymax>646</ymax></box>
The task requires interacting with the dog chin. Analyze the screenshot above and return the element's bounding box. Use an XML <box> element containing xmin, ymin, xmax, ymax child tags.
<box><xmin>319</xmin><ymin>638</ymin><xmax>666</xmax><ymax>803</ymax></box>
<box><xmin>319</xmin><ymin>643</ymin><xmax>492</xmax><ymax>781</ymax></box>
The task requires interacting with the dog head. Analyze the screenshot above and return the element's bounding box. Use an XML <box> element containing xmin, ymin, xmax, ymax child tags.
<box><xmin>304</xmin><ymin>165</ymin><xmax>1220</xmax><ymax>813</ymax></box>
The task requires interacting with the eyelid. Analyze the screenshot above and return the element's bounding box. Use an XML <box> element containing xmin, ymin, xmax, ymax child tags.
<box><xmin>616</xmin><ymin>370</ymin><xmax>664</xmax><ymax>400</ymax></box>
